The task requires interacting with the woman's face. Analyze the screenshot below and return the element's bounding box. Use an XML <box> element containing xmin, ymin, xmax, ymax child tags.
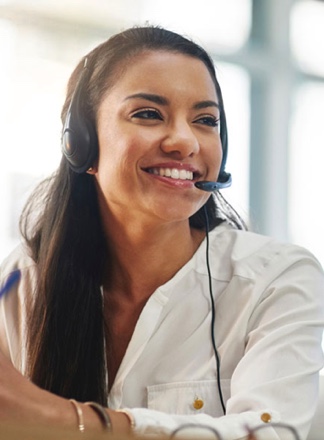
<box><xmin>93</xmin><ymin>51</ymin><xmax>222</xmax><ymax>226</ymax></box>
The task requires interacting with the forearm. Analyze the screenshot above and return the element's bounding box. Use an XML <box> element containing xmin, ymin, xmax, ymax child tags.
<box><xmin>0</xmin><ymin>349</ymin><xmax>131</xmax><ymax>435</ymax></box>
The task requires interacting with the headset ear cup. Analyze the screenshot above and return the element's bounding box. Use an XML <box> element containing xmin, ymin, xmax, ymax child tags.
<box><xmin>62</xmin><ymin>65</ymin><xmax>98</xmax><ymax>173</ymax></box>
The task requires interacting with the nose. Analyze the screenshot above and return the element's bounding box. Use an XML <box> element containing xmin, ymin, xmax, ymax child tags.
<box><xmin>160</xmin><ymin>121</ymin><xmax>200</xmax><ymax>158</ymax></box>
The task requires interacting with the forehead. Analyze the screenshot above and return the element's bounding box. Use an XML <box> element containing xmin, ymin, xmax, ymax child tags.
<box><xmin>105</xmin><ymin>50</ymin><xmax>218</xmax><ymax>102</ymax></box>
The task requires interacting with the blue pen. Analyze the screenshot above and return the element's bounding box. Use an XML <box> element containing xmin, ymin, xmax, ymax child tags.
<box><xmin>0</xmin><ymin>270</ymin><xmax>21</xmax><ymax>300</ymax></box>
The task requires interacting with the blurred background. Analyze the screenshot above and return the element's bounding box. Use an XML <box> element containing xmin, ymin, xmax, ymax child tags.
<box><xmin>0</xmin><ymin>0</ymin><xmax>324</xmax><ymax>269</ymax></box>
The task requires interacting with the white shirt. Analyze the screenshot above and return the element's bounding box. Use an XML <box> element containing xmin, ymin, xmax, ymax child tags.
<box><xmin>1</xmin><ymin>223</ymin><xmax>324</xmax><ymax>439</ymax></box>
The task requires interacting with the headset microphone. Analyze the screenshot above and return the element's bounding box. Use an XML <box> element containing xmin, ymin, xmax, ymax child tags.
<box><xmin>195</xmin><ymin>181</ymin><xmax>222</xmax><ymax>192</ymax></box>
<box><xmin>195</xmin><ymin>174</ymin><xmax>232</xmax><ymax>192</ymax></box>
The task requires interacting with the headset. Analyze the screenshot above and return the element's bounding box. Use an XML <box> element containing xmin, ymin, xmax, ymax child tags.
<box><xmin>61</xmin><ymin>58</ymin><xmax>232</xmax><ymax>190</ymax></box>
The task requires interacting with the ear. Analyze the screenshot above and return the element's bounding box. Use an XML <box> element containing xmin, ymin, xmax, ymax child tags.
<box><xmin>86</xmin><ymin>164</ymin><xmax>98</xmax><ymax>175</ymax></box>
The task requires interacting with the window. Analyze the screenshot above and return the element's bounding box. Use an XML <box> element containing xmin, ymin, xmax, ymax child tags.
<box><xmin>291</xmin><ymin>0</ymin><xmax>324</xmax><ymax>76</ymax></box>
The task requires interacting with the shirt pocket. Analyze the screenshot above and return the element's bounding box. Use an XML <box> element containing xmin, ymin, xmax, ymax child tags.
<box><xmin>147</xmin><ymin>379</ymin><xmax>230</xmax><ymax>416</ymax></box>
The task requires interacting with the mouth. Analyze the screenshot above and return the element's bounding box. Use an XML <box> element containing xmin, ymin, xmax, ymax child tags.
<box><xmin>144</xmin><ymin>167</ymin><xmax>199</xmax><ymax>181</ymax></box>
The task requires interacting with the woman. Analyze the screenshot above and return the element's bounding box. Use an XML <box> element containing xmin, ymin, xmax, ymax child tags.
<box><xmin>0</xmin><ymin>26</ymin><xmax>323</xmax><ymax>439</ymax></box>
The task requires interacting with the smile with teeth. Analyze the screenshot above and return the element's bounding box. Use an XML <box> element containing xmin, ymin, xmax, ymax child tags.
<box><xmin>147</xmin><ymin>168</ymin><xmax>194</xmax><ymax>181</ymax></box>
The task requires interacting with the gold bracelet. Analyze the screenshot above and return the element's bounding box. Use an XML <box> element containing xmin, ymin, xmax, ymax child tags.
<box><xmin>116</xmin><ymin>409</ymin><xmax>135</xmax><ymax>431</ymax></box>
<box><xmin>85</xmin><ymin>401</ymin><xmax>112</xmax><ymax>431</ymax></box>
<box><xmin>70</xmin><ymin>399</ymin><xmax>85</xmax><ymax>433</ymax></box>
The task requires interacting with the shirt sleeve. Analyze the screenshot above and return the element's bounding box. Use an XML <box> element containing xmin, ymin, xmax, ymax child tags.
<box><xmin>0</xmin><ymin>246</ymin><xmax>32</xmax><ymax>372</ymax></box>
<box><xmin>124</xmin><ymin>245</ymin><xmax>324</xmax><ymax>440</ymax></box>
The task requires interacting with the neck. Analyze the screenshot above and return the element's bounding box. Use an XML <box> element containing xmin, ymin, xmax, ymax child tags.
<box><xmin>102</xmin><ymin>217</ymin><xmax>205</xmax><ymax>300</ymax></box>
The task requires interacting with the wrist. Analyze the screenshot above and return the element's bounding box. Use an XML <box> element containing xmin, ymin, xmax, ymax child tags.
<box><xmin>68</xmin><ymin>399</ymin><xmax>110</xmax><ymax>433</ymax></box>
<box><xmin>107</xmin><ymin>408</ymin><xmax>133</xmax><ymax>435</ymax></box>
<box><xmin>48</xmin><ymin>397</ymin><xmax>133</xmax><ymax>436</ymax></box>
<box><xmin>69</xmin><ymin>401</ymin><xmax>132</xmax><ymax>435</ymax></box>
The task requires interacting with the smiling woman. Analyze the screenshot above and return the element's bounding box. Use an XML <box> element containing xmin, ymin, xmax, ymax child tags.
<box><xmin>0</xmin><ymin>25</ymin><xmax>323</xmax><ymax>440</ymax></box>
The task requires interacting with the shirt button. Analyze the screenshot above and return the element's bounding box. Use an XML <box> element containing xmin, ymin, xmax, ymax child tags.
<box><xmin>193</xmin><ymin>398</ymin><xmax>204</xmax><ymax>410</ymax></box>
<box><xmin>261</xmin><ymin>412</ymin><xmax>272</xmax><ymax>423</ymax></box>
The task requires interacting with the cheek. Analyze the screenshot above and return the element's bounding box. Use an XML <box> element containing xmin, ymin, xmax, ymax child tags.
<box><xmin>217</xmin><ymin>142</ymin><xmax>223</xmax><ymax>168</ymax></box>
<box><xmin>98</xmin><ymin>128</ymin><xmax>161</xmax><ymax>180</ymax></box>
<box><xmin>206</xmin><ymin>137</ymin><xmax>223</xmax><ymax>177</ymax></box>
<box><xmin>95</xmin><ymin>131</ymin><xmax>143</xmax><ymax>186</ymax></box>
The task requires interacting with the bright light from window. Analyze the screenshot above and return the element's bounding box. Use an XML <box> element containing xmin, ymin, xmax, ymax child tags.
<box><xmin>0</xmin><ymin>21</ymin><xmax>71</xmax><ymax>261</ymax></box>
<box><xmin>139</xmin><ymin>0</ymin><xmax>252</xmax><ymax>52</ymax></box>
<box><xmin>215</xmin><ymin>62</ymin><xmax>250</xmax><ymax>222</ymax></box>
<box><xmin>291</xmin><ymin>0</ymin><xmax>324</xmax><ymax>76</ymax></box>
<box><xmin>289</xmin><ymin>82</ymin><xmax>324</xmax><ymax>267</ymax></box>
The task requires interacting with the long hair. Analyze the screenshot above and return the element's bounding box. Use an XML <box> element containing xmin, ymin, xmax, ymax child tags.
<box><xmin>21</xmin><ymin>25</ymin><xmax>246</xmax><ymax>404</ymax></box>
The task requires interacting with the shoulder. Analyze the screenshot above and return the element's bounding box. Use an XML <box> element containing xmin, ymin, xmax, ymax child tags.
<box><xmin>204</xmin><ymin>224</ymin><xmax>324</xmax><ymax>326</ymax></box>
<box><xmin>207</xmin><ymin>223</ymin><xmax>324</xmax><ymax>285</ymax></box>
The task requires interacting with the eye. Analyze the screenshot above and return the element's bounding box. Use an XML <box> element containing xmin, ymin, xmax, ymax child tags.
<box><xmin>194</xmin><ymin>115</ymin><xmax>219</xmax><ymax>127</ymax></box>
<box><xmin>131</xmin><ymin>108</ymin><xmax>163</xmax><ymax>120</ymax></box>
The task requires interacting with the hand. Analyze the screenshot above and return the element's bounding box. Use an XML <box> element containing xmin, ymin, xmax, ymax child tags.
<box><xmin>0</xmin><ymin>348</ymin><xmax>71</xmax><ymax>426</ymax></box>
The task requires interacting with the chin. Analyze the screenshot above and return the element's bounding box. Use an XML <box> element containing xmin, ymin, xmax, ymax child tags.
<box><xmin>146</xmin><ymin>193</ymin><xmax>204</xmax><ymax>223</ymax></box>
<box><xmin>154</xmin><ymin>205</ymin><xmax>199</xmax><ymax>225</ymax></box>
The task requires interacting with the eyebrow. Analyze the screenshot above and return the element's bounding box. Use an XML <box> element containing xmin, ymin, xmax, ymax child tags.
<box><xmin>124</xmin><ymin>93</ymin><xmax>219</xmax><ymax>109</ymax></box>
<box><xmin>193</xmin><ymin>100</ymin><xmax>219</xmax><ymax>110</ymax></box>
<box><xmin>124</xmin><ymin>93</ymin><xmax>169</xmax><ymax>105</ymax></box>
